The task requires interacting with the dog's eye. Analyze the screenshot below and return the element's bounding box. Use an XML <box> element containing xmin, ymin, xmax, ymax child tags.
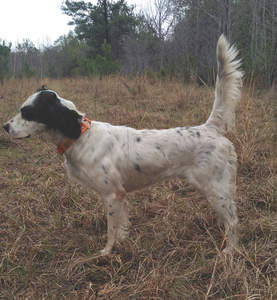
<box><xmin>21</xmin><ymin>106</ymin><xmax>34</xmax><ymax>121</ymax></box>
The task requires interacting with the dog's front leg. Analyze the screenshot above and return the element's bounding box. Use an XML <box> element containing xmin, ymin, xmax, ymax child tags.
<box><xmin>100</xmin><ymin>190</ymin><xmax>129</xmax><ymax>255</ymax></box>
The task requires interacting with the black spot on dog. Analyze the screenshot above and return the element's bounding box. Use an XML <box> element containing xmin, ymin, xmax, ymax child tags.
<box><xmin>102</xmin><ymin>165</ymin><xmax>108</xmax><ymax>175</ymax></box>
<box><xmin>176</xmin><ymin>129</ymin><xmax>183</xmax><ymax>136</ymax></box>
<box><xmin>21</xmin><ymin>90</ymin><xmax>82</xmax><ymax>139</ymax></box>
<box><xmin>196</xmin><ymin>131</ymin><xmax>200</xmax><ymax>137</ymax></box>
<box><xmin>155</xmin><ymin>144</ymin><xmax>166</xmax><ymax>158</ymax></box>
<box><xmin>136</xmin><ymin>152</ymin><xmax>143</xmax><ymax>161</ymax></box>
<box><xmin>134</xmin><ymin>163</ymin><xmax>141</xmax><ymax>172</ymax></box>
<box><xmin>206</xmin><ymin>144</ymin><xmax>216</xmax><ymax>152</ymax></box>
<box><xmin>188</xmin><ymin>130</ymin><xmax>196</xmax><ymax>137</ymax></box>
<box><xmin>136</xmin><ymin>137</ymin><xmax>141</xmax><ymax>142</ymax></box>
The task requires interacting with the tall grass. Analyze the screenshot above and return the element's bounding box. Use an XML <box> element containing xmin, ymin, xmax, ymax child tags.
<box><xmin>0</xmin><ymin>76</ymin><xmax>276</xmax><ymax>299</ymax></box>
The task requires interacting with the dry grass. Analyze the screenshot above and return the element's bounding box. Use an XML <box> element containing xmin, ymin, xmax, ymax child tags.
<box><xmin>0</xmin><ymin>76</ymin><xmax>276</xmax><ymax>299</ymax></box>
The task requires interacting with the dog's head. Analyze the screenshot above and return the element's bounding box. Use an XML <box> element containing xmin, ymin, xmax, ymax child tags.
<box><xmin>3</xmin><ymin>87</ymin><xmax>83</xmax><ymax>139</ymax></box>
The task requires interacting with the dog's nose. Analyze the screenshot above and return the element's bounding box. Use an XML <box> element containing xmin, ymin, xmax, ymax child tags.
<box><xmin>3</xmin><ymin>123</ymin><xmax>10</xmax><ymax>133</ymax></box>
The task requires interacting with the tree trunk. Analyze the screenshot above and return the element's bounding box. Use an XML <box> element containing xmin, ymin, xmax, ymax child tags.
<box><xmin>103</xmin><ymin>0</ymin><xmax>109</xmax><ymax>44</ymax></box>
<box><xmin>271</xmin><ymin>54</ymin><xmax>277</xmax><ymax>93</ymax></box>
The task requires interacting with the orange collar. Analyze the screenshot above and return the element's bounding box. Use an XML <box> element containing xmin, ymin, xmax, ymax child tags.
<box><xmin>57</xmin><ymin>117</ymin><xmax>91</xmax><ymax>155</ymax></box>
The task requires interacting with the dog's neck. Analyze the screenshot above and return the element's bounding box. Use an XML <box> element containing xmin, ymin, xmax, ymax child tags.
<box><xmin>49</xmin><ymin>117</ymin><xmax>91</xmax><ymax>155</ymax></box>
<box><xmin>57</xmin><ymin>137</ymin><xmax>77</xmax><ymax>155</ymax></box>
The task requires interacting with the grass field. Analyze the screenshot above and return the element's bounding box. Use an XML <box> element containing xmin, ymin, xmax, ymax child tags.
<box><xmin>0</xmin><ymin>77</ymin><xmax>276</xmax><ymax>299</ymax></box>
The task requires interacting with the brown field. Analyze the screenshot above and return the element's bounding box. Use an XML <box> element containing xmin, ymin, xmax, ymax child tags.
<box><xmin>0</xmin><ymin>77</ymin><xmax>276</xmax><ymax>299</ymax></box>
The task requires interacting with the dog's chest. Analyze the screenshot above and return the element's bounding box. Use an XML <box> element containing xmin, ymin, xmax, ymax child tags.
<box><xmin>64</xmin><ymin>158</ymin><xmax>96</xmax><ymax>188</ymax></box>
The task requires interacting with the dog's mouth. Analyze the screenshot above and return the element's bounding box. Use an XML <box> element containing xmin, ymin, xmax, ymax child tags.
<box><xmin>12</xmin><ymin>134</ymin><xmax>32</xmax><ymax>139</ymax></box>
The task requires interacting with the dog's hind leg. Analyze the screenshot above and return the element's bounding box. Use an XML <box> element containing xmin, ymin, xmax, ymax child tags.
<box><xmin>186</xmin><ymin>154</ymin><xmax>238</xmax><ymax>253</ymax></box>
<box><xmin>205</xmin><ymin>179</ymin><xmax>238</xmax><ymax>254</ymax></box>
<box><xmin>100</xmin><ymin>190</ymin><xmax>130</xmax><ymax>255</ymax></box>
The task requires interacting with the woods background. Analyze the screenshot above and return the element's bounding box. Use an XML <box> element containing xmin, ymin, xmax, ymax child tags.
<box><xmin>0</xmin><ymin>0</ymin><xmax>277</xmax><ymax>89</ymax></box>
<box><xmin>0</xmin><ymin>1</ymin><xmax>277</xmax><ymax>298</ymax></box>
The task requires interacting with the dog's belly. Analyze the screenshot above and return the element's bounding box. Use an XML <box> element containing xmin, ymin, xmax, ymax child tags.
<box><xmin>122</xmin><ymin>171</ymin><xmax>173</xmax><ymax>192</ymax></box>
<box><xmin>119</xmin><ymin>155</ymin><xmax>191</xmax><ymax>192</ymax></box>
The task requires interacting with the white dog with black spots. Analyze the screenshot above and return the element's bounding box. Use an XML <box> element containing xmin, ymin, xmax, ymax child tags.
<box><xmin>3</xmin><ymin>35</ymin><xmax>243</xmax><ymax>255</ymax></box>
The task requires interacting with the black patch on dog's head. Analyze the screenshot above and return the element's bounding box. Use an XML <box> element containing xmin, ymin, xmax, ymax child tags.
<box><xmin>21</xmin><ymin>90</ymin><xmax>82</xmax><ymax>139</ymax></box>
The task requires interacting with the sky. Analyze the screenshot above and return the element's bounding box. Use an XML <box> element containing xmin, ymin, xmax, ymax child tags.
<box><xmin>0</xmin><ymin>0</ymin><xmax>145</xmax><ymax>48</ymax></box>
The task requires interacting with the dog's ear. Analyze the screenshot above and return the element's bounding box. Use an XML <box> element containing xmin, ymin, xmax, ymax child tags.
<box><xmin>34</xmin><ymin>91</ymin><xmax>82</xmax><ymax>139</ymax></box>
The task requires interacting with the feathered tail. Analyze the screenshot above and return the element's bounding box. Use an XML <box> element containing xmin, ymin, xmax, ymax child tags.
<box><xmin>205</xmin><ymin>34</ymin><xmax>243</xmax><ymax>133</ymax></box>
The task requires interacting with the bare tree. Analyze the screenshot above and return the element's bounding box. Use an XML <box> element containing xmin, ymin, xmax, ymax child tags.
<box><xmin>143</xmin><ymin>0</ymin><xmax>176</xmax><ymax>69</ymax></box>
<box><xmin>145</xmin><ymin>0</ymin><xmax>175</xmax><ymax>40</ymax></box>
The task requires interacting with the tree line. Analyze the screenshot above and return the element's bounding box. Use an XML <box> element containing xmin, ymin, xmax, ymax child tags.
<box><xmin>0</xmin><ymin>0</ymin><xmax>276</xmax><ymax>88</ymax></box>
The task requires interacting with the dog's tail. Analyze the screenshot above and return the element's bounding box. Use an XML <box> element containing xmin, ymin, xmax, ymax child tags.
<box><xmin>205</xmin><ymin>34</ymin><xmax>243</xmax><ymax>134</ymax></box>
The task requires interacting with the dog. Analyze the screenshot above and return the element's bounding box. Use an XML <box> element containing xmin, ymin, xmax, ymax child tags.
<box><xmin>3</xmin><ymin>35</ymin><xmax>243</xmax><ymax>255</ymax></box>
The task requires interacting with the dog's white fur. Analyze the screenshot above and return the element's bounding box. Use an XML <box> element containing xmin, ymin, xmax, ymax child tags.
<box><xmin>3</xmin><ymin>35</ymin><xmax>243</xmax><ymax>255</ymax></box>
